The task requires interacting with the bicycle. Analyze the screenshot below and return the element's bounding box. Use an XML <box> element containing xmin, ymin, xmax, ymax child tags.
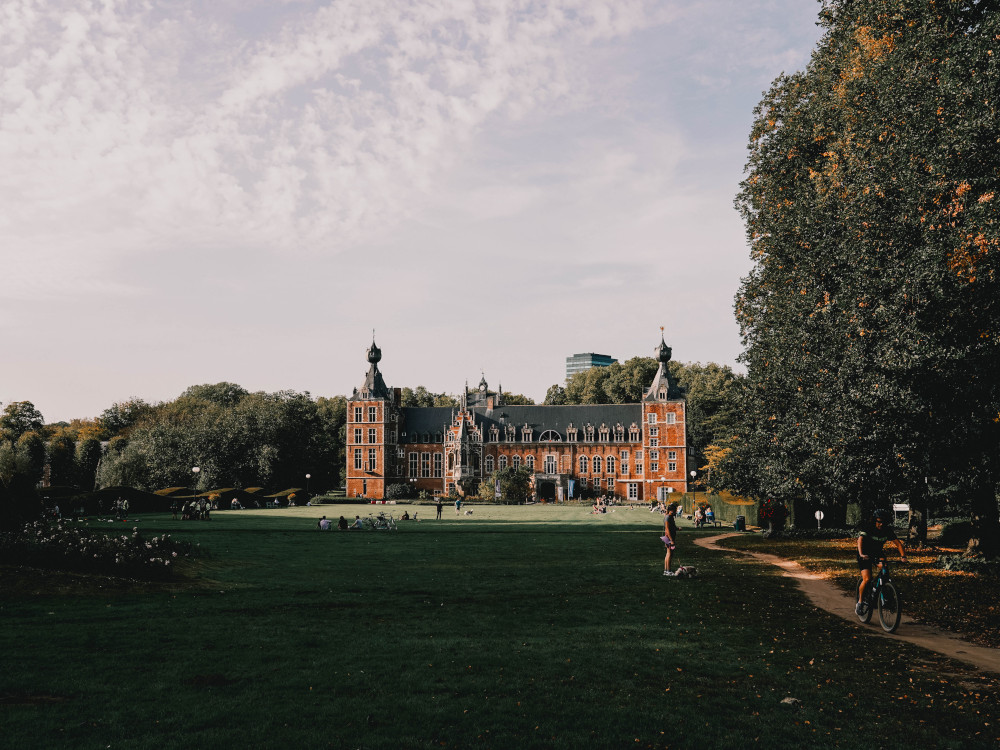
<box><xmin>855</xmin><ymin>557</ymin><xmax>902</xmax><ymax>633</ymax></box>
<box><xmin>364</xmin><ymin>512</ymin><xmax>397</xmax><ymax>531</ymax></box>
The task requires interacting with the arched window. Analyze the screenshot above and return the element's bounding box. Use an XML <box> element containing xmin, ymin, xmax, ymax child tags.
<box><xmin>498</xmin><ymin>455</ymin><xmax>508</xmax><ymax>470</ymax></box>
<box><xmin>485</xmin><ymin>455</ymin><xmax>494</xmax><ymax>473</ymax></box>
<box><xmin>512</xmin><ymin>455</ymin><xmax>521</xmax><ymax>469</ymax></box>
<box><xmin>538</xmin><ymin>429</ymin><xmax>562</xmax><ymax>442</ymax></box>
<box><xmin>525</xmin><ymin>455</ymin><xmax>534</xmax><ymax>470</ymax></box>
<box><xmin>606</xmin><ymin>456</ymin><xmax>616</xmax><ymax>474</ymax></box>
<box><xmin>593</xmin><ymin>456</ymin><xmax>603</xmax><ymax>474</ymax></box>
<box><xmin>579</xmin><ymin>456</ymin><xmax>589</xmax><ymax>474</ymax></box>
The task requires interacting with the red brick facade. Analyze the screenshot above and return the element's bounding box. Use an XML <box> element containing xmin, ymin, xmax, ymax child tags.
<box><xmin>346</xmin><ymin>338</ymin><xmax>687</xmax><ymax>502</ymax></box>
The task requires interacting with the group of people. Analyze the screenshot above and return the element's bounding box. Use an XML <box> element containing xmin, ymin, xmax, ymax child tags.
<box><xmin>317</xmin><ymin>515</ymin><xmax>360</xmax><ymax>530</ymax></box>
<box><xmin>693</xmin><ymin>504</ymin><xmax>716</xmax><ymax>527</ymax></box>
<box><xmin>172</xmin><ymin>499</ymin><xmax>213</xmax><ymax>520</ymax></box>
<box><xmin>590</xmin><ymin>495</ymin><xmax>616</xmax><ymax>514</ymax></box>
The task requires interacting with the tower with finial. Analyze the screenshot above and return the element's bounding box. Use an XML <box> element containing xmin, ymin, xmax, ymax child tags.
<box><xmin>346</xmin><ymin>336</ymin><xmax>401</xmax><ymax>500</ymax></box>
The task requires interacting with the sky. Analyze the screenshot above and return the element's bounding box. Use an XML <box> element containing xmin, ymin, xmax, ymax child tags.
<box><xmin>2</xmin><ymin>0</ymin><xmax>825</xmax><ymax>424</ymax></box>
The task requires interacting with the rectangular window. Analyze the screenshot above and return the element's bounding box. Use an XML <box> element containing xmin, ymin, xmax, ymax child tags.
<box><xmin>421</xmin><ymin>453</ymin><xmax>431</xmax><ymax>478</ymax></box>
<box><xmin>668</xmin><ymin>462</ymin><xmax>677</xmax><ymax>473</ymax></box>
<box><xmin>606</xmin><ymin>456</ymin><xmax>616</xmax><ymax>474</ymax></box>
<box><xmin>621</xmin><ymin>461</ymin><xmax>628</xmax><ymax>475</ymax></box>
<box><xmin>368</xmin><ymin>428</ymin><xmax>377</xmax><ymax>444</ymax></box>
<box><xmin>433</xmin><ymin>453</ymin><xmax>443</xmax><ymax>478</ymax></box>
<box><xmin>666</xmin><ymin>412</ymin><xmax>676</xmax><ymax>424</ymax></box>
<box><xmin>389</xmin><ymin>431</ymin><xmax>396</xmax><ymax>443</ymax></box>
<box><xmin>567</xmin><ymin>432</ymin><xmax>577</xmax><ymax>442</ymax></box>
<box><xmin>354</xmin><ymin>449</ymin><xmax>362</xmax><ymax>470</ymax></box>
<box><xmin>668</xmin><ymin>451</ymin><xmax>677</xmax><ymax>460</ymax></box>
<box><xmin>368</xmin><ymin>406</ymin><xmax>377</xmax><ymax>422</ymax></box>
<box><xmin>409</xmin><ymin>452</ymin><xmax>418</xmax><ymax>477</ymax></box>
<box><xmin>650</xmin><ymin>438</ymin><xmax>659</xmax><ymax>447</ymax></box>
<box><xmin>647</xmin><ymin>413</ymin><xmax>656</xmax><ymax>424</ymax></box>
<box><xmin>636</xmin><ymin>462</ymin><xmax>643</xmax><ymax>475</ymax></box>
<box><xmin>649</xmin><ymin>426</ymin><xmax>658</xmax><ymax>436</ymax></box>
<box><xmin>607</xmin><ymin>478</ymin><xmax>614</xmax><ymax>490</ymax></box>
<box><xmin>354</xmin><ymin>428</ymin><xmax>362</xmax><ymax>444</ymax></box>
<box><xmin>628</xmin><ymin>483</ymin><xmax>638</xmax><ymax>500</ymax></box>
<box><xmin>650</xmin><ymin>450</ymin><xmax>659</xmax><ymax>460</ymax></box>
<box><xmin>650</xmin><ymin>461</ymin><xmax>658</xmax><ymax>473</ymax></box>
<box><xmin>396</xmin><ymin>447</ymin><xmax>404</xmax><ymax>458</ymax></box>
<box><xmin>367</xmin><ymin>449</ymin><xmax>377</xmax><ymax>472</ymax></box>
<box><xmin>354</xmin><ymin>407</ymin><xmax>362</xmax><ymax>423</ymax></box>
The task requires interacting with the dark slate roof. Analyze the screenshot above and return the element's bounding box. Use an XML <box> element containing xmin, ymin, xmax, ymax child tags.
<box><xmin>473</xmin><ymin>404</ymin><xmax>641</xmax><ymax>433</ymax></box>
<box><xmin>400</xmin><ymin>407</ymin><xmax>455</xmax><ymax>436</ymax></box>
<box><xmin>400</xmin><ymin>404</ymin><xmax>642</xmax><ymax>438</ymax></box>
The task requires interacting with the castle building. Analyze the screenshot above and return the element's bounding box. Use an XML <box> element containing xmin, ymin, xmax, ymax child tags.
<box><xmin>346</xmin><ymin>337</ymin><xmax>687</xmax><ymax>502</ymax></box>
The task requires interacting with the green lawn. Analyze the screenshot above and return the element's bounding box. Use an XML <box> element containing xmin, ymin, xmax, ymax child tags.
<box><xmin>2</xmin><ymin>506</ymin><xmax>997</xmax><ymax>749</ymax></box>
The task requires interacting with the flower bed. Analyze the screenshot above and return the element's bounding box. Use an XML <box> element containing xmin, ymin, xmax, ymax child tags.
<box><xmin>0</xmin><ymin>520</ymin><xmax>199</xmax><ymax>580</ymax></box>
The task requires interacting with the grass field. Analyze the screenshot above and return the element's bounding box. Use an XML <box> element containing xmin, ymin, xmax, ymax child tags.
<box><xmin>2</xmin><ymin>506</ymin><xmax>998</xmax><ymax>749</ymax></box>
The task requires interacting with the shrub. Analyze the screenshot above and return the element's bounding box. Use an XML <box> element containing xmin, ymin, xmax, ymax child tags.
<box><xmin>0</xmin><ymin>520</ymin><xmax>199</xmax><ymax>580</ymax></box>
<box><xmin>938</xmin><ymin>520</ymin><xmax>973</xmax><ymax>548</ymax></box>
<box><xmin>385</xmin><ymin>483</ymin><xmax>412</xmax><ymax>501</ymax></box>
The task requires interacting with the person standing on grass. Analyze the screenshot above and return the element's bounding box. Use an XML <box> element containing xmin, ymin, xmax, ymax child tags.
<box><xmin>662</xmin><ymin>503</ymin><xmax>679</xmax><ymax>576</ymax></box>
<box><xmin>436</xmin><ymin>498</ymin><xmax>443</xmax><ymax>519</ymax></box>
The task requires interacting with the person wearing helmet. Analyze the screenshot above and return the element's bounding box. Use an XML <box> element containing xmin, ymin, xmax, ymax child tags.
<box><xmin>856</xmin><ymin>509</ymin><xmax>907</xmax><ymax>615</ymax></box>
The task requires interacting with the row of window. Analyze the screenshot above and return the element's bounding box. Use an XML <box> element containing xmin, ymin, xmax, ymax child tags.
<box><xmin>353</xmin><ymin>448</ymin><xmax>378</xmax><ymax>472</ymax></box>
<box><xmin>352</xmin><ymin>406</ymin><xmax>381</xmax><ymax>423</ymax></box>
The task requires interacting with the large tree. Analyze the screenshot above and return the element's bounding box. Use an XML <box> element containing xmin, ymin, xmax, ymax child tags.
<box><xmin>0</xmin><ymin>401</ymin><xmax>44</xmax><ymax>444</ymax></box>
<box><xmin>730</xmin><ymin>0</ymin><xmax>1000</xmax><ymax>555</ymax></box>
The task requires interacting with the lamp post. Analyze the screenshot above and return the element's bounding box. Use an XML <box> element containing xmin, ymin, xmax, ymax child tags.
<box><xmin>305</xmin><ymin>473</ymin><xmax>311</xmax><ymax>500</ymax></box>
<box><xmin>192</xmin><ymin>466</ymin><xmax>200</xmax><ymax>501</ymax></box>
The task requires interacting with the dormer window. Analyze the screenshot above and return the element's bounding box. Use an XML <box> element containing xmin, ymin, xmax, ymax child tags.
<box><xmin>629</xmin><ymin>424</ymin><xmax>640</xmax><ymax>442</ymax></box>
<box><xmin>614</xmin><ymin>424</ymin><xmax>624</xmax><ymax>442</ymax></box>
<box><xmin>598</xmin><ymin>424</ymin><xmax>609</xmax><ymax>442</ymax></box>
<box><xmin>522</xmin><ymin>425</ymin><xmax>533</xmax><ymax>442</ymax></box>
<box><xmin>585</xmin><ymin>424</ymin><xmax>595</xmax><ymax>442</ymax></box>
<box><xmin>566</xmin><ymin>424</ymin><xmax>578</xmax><ymax>443</ymax></box>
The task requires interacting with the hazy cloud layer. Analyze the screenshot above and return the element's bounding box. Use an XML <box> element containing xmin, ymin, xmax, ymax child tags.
<box><xmin>1</xmin><ymin>0</ymin><xmax>823</xmax><ymax>420</ymax></box>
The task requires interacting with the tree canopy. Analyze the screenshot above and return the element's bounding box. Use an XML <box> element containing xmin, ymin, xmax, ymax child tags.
<box><xmin>723</xmin><ymin>0</ymin><xmax>1000</xmax><ymax>555</ymax></box>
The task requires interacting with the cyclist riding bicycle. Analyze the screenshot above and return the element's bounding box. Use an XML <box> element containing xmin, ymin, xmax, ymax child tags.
<box><xmin>856</xmin><ymin>509</ymin><xmax>907</xmax><ymax>616</ymax></box>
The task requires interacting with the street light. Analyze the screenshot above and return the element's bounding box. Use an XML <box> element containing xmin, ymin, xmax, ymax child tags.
<box><xmin>305</xmin><ymin>473</ymin><xmax>311</xmax><ymax>499</ymax></box>
<box><xmin>192</xmin><ymin>466</ymin><xmax>200</xmax><ymax>501</ymax></box>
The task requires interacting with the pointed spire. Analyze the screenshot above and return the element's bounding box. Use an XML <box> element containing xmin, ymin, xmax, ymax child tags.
<box><xmin>645</xmin><ymin>329</ymin><xmax>677</xmax><ymax>401</ymax></box>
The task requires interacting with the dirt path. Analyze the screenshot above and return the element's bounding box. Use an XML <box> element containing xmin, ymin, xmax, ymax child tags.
<box><xmin>696</xmin><ymin>532</ymin><xmax>1000</xmax><ymax>676</ymax></box>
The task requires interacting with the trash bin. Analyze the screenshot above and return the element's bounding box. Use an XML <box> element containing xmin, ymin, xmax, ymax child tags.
<box><xmin>734</xmin><ymin>515</ymin><xmax>746</xmax><ymax>532</ymax></box>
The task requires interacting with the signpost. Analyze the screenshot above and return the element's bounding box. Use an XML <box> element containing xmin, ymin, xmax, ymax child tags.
<box><xmin>814</xmin><ymin>509</ymin><xmax>824</xmax><ymax>529</ymax></box>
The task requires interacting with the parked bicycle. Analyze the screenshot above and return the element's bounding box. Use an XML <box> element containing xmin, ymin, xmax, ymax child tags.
<box><xmin>855</xmin><ymin>557</ymin><xmax>902</xmax><ymax>633</ymax></box>
<box><xmin>364</xmin><ymin>512</ymin><xmax>397</xmax><ymax>531</ymax></box>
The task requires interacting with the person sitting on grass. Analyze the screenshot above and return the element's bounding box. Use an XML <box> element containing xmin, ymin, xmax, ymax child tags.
<box><xmin>349</xmin><ymin>515</ymin><xmax>363</xmax><ymax>530</ymax></box>
<box><xmin>317</xmin><ymin>515</ymin><xmax>331</xmax><ymax>530</ymax></box>
<box><xmin>338</xmin><ymin>516</ymin><xmax>349</xmax><ymax>530</ymax></box>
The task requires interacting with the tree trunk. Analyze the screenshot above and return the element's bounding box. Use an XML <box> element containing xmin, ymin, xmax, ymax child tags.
<box><xmin>965</xmin><ymin>480</ymin><xmax>1000</xmax><ymax>560</ymax></box>
<box><xmin>907</xmin><ymin>487</ymin><xmax>928</xmax><ymax>548</ymax></box>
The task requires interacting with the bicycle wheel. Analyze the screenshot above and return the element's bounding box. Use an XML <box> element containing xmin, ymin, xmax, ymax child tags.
<box><xmin>855</xmin><ymin>578</ymin><xmax>873</xmax><ymax>623</ymax></box>
<box><xmin>877</xmin><ymin>582</ymin><xmax>901</xmax><ymax>633</ymax></box>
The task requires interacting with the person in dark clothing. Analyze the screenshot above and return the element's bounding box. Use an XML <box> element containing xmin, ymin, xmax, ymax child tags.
<box><xmin>856</xmin><ymin>510</ymin><xmax>907</xmax><ymax>615</ymax></box>
<box><xmin>662</xmin><ymin>503</ymin><xmax>679</xmax><ymax>576</ymax></box>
